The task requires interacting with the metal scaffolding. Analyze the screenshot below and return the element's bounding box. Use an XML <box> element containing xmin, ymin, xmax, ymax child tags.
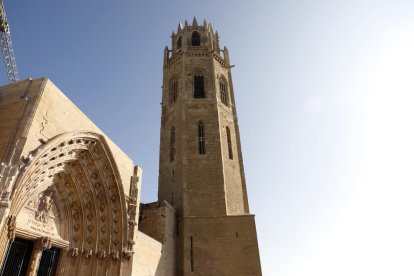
<box><xmin>0</xmin><ymin>0</ymin><xmax>18</xmax><ymax>83</ymax></box>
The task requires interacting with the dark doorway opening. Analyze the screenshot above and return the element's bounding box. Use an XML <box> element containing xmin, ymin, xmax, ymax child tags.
<box><xmin>38</xmin><ymin>246</ymin><xmax>60</xmax><ymax>276</ymax></box>
<box><xmin>0</xmin><ymin>238</ymin><xmax>60</xmax><ymax>276</ymax></box>
<box><xmin>0</xmin><ymin>238</ymin><xmax>33</xmax><ymax>276</ymax></box>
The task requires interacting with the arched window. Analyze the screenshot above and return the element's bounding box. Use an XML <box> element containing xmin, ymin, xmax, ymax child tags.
<box><xmin>177</xmin><ymin>36</ymin><xmax>182</xmax><ymax>49</ymax></box>
<box><xmin>191</xmin><ymin>31</ymin><xmax>201</xmax><ymax>46</ymax></box>
<box><xmin>198</xmin><ymin>121</ymin><xmax>206</xmax><ymax>154</ymax></box>
<box><xmin>226</xmin><ymin>127</ymin><xmax>233</xmax><ymax>160</ymax></box>
<box><xmin>169</xmin><ymin>78</ymin><xmax>178</xmax><ymax>104</ymax></box>
<box><xmin>219</xmin><ymin>79</ymin><xmax>229</xmax><ymax>106</ymax></box>
<box><xmin>170</xmin><ymin>127</ymin><xmax>175</xmax><ymax>162</ymax></box>
<box><xmin>194</xmin><ymin>72</ymin><xmax>205</xmax><ymax>98</ymax></box>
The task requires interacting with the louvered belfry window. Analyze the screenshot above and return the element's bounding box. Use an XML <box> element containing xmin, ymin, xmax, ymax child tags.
<box><xmin>170</xmin><ymin>79</ymin><xmax>178</xmax><ymax>104</ymax></box>
<box><xmin>220</xmin><ymin>80</ymin><xmax>229</xmax><ymax>106</ymax></box>
<box><xmin>194</xmin><ymin>72</ymin><xmax>205</xmax><ymax>98</ymax></box>
<box><xmin>191</xmin><ymin>31</ymin><xmax>201</xmax><ymax>46</ymax></box>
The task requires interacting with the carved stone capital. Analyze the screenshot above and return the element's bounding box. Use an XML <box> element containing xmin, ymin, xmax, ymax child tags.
<box><xmin>128</xmin><ymin>218</ymin><xmax>137</xmax><ymax>227</ymax></box>
<box><xmin>70</xmin><ymin>248</ymin><xmax>79</xmax><ymax>257</ymax></box>
<box><xmin>6</xmin><ymin>215</ymin><xmax>16</xmax><ymax>240</ymax></box>
<box><xmin>83</xmin><ymin>249</ymin><xmax>93</xmax><ymax>258</ymax></box>
<box><xmin>37</xmin><ymin>236</ymin><xmax>52</xmax><ymax>251</ymax></box>
<box><xmin>96</xmin><ymin>250</ymin><xmax>106</xmax><ymax>259</ymax></box>
<box><xmin>122</xmin><ymin>249</ymin><xmax>134</xmax><ymax>260</ymax></box>
<box><xmin>127</xmin><ymin>239</ymin><xmax>135</xmax><ymax>249</ymax></box>
<box><xmin>111</xmin><ymin>251</ymin><xmax>120</xmax><ymax>260</ymax></box>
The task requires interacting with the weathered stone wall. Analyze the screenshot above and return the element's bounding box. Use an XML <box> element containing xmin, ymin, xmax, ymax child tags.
<box><xmin>183</xmin><ymin>215</ymin><xmax>262</xmax><ymax>276</ymax></box>
<box><xmin>158</xmin><ymin>54</ymin><xmax>228</xmax><ymax>217</ymax></box>
<box><xmin>137</xmin><ymin>201</ymin><xmax>176</xmax><ymax>276</ymax></box>
<box><xmin>134</xmin><ymin>231</ymin><xmax>163</xmax><ymax>275</ymax></box>
<box><xmin>0</xmin><ymin>78</ymin><xmax>135</xmax><ymax>194</ymax></box>
<box><xmin>214</xmin><ymin>59</ymin><xmax>249</xmax><ymax>215</ymax></box>
<box><xmin>0</xmin><ymin>79</ymin><xmax>44</xmax><ymax>162</ymax></box>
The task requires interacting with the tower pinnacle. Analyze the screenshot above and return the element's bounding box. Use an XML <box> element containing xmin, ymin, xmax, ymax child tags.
<box><xmin>191</xmin><ymin>17</ymin><xmax>198</xmax><ymax>28</ymax></box>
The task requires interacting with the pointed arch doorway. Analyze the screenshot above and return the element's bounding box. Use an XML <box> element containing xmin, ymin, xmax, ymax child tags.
<box><xmin>0</xmin><ymin>131</ymin><xmax>136</xmax><ymax>275</ymax></box>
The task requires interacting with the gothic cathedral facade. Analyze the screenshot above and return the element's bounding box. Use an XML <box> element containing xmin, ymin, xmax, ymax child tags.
<box><xmin>0</xmin><ymin>19</ymin><xmax>261</xmax><ymax>275</ymax></box>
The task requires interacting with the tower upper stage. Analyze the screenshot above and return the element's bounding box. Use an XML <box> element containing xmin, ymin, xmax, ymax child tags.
<box><xmin>165</xmin><ymin>18</ymin><xmax>230</xmax><ymax>66</ymax></box>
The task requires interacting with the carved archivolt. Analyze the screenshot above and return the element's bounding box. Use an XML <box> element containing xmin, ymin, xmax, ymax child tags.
<box><xmin>7</xmin><ymin>132</ymin><xmax>136</xmax><ymax>275</ymax></box>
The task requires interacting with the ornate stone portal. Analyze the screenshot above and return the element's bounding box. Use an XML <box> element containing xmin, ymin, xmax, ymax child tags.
<box><xmin>0</xmin><ymin>132</ymin><xmax>139</xmax><ymax>275</ymax></box>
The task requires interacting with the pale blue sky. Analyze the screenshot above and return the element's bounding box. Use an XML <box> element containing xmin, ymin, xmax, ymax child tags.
<box><xmin>3</xmin><ymin>1</ymin><xmax>414</xmax><ymax>275</ymax></box>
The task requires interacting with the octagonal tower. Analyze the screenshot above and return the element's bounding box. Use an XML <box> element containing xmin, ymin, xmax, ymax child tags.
<box><xmin>158</xmin><ymin>18</ymin><xmax>262</xmax><ymax>275</ymax></box>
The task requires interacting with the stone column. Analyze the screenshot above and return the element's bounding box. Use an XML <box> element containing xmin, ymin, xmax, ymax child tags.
<box><xmin>0</xmin><ymin>215</ymin><xmax>16</xmax><ymax>266</ymax></box>
<box><xmin>26</xmin><ymin>236</ymin><xmax>52</xmax><ymax>276</ymax></box>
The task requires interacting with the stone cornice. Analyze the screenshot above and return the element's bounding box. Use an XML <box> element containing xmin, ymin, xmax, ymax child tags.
<box><xmin>164</xmin><ymin>50</ymin><xmax>229</xmax><ymax>70</ymax></box>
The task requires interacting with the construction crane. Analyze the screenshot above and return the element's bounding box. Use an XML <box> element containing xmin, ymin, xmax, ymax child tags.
<box><xmin>0</xmin><ymin>0</ymin><xmax>18</xmax><ymax>83</ymax></box>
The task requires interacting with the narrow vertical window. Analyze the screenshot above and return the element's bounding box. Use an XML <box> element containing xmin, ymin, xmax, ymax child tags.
<box><xmin>198</xmin><ymin>121</ymin><xmax>206</xmax><ymax>154</ymax></box>
<box><xmin>170</xmin><ymin>127</ymin><xmax>175</xmax><ymax>162</ymax></box>
<box><xmin>191</xmin><ymin>31</ymin><xmax>201</xmax><ymax>46</ymax></box>
<box><xmin>220</xmin><ymin>79</ymin><xmax>229</xmax><ymax>106</ymax></box>
<box><xmin>176</xmin><ymin>214</ymin><xmax>179</xmax><ymax>237</ymax></box>
<box><xmin>226</xmin><ymin>126</ymin><xmax>233</xmax><ymax>160</ymax></box>
<box><xmin>190</xmin><ymin>236</ymin><xmax>194</xmax><ymax>272</ymax></box>
<box><xmin>177</xmin><ymin>36</ymin><xmax>182</xmax><ymax>49</ymax></box>
<box><xmin>169</xmin><ymin>78</ymin><xmax>178</xmax><ymax>104</ymax></box>
<box><xmin>194</xmin><ymin>73</ymin><xmax>205</xmax><ymax>98</ymax></box>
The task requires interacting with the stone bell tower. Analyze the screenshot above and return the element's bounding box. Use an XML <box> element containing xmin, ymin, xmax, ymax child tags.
<box><xmin>158</xmin><ymin>18</ymin><xmax>262</xmax><ymax>275</ymax></box>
